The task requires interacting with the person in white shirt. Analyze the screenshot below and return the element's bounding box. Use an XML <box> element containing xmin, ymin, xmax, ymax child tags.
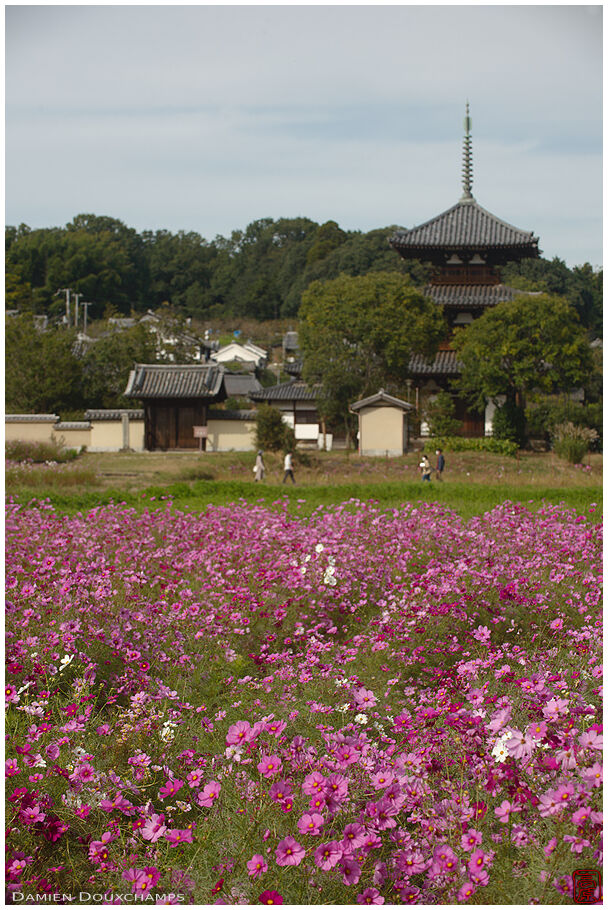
<box><xmin>282</xmin><ymin>451</ymin><xmax>295</xmax><ymax>484</ymax></box>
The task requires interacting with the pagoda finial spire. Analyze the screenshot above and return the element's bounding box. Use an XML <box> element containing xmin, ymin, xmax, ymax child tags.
<box><xmin>461</xmin><ymin>102</ymin><xmax>474</xmax><ymax>201</ymax></box>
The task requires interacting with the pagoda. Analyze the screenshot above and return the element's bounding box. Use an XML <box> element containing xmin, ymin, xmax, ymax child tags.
<box><xmin>389</xmin><ymin>105</ymin><xmax>540</xmax><ymax>435</ymax></box>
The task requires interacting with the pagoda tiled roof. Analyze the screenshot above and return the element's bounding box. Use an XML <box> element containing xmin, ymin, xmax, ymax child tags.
<box><xmin>249</xmin><ymin>380</ymin><xmax>322</xmax><ymax>402</ymax></box>
<box><xmin>390</xmin><ymin>198</ymin><xmax>539</xmax><ymax>254</ymax></box>
<box><xmin>408</xmin><ymin>350</ymin><xmax>462</xmax><ymax>377</ymax></box>
<box><xmin>425</xmin><ymin>284</ymin><xmax>534</xmax><ymax>308</ymax></box>
<box><xmin>124</xmin><ymin>363</ymin><xmax>225</xmax><ymax>399</ymax></box>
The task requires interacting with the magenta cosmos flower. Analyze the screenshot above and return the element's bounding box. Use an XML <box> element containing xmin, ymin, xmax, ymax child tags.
<box><xmin>257</xmin><ymin>754</ymin><xmax>282</xmax><ymax>778</ymax></box>
<box><xmin>198</xmin><ymin>780</ymin><xmax>221</xmax><ymax>807</ymax></box>
<box><xmin>314</xmin><ymin>841</ymin><xmax>343</xmax><ymax>871</ymax></box>
<box><xmin>276</xmin><ymin>835</ymin><xmax>305</xmax><ymax>866</ymax></box>
<box><xmin>226</xmin><ymin>720</ymin><xmax>251</xmax><ymax>746</ymax></box>
<box><xmin>357</xmin><ymin>888</ymin><xmax>384</xmax><ymax>905</ymax></box>
<box><xmin>297</xmin><ymin>812</ymin><xmax>324</xmax><ymax>836</ymax></box>
<box><xmin>258</xmin><ymin>891</ymin><xmax>283</xmax><ymax>905</ymax></box>
<box><xmin>247</xmin><ymin>854</ymin><xmax>268</xmax><ymax>878</ymax></box>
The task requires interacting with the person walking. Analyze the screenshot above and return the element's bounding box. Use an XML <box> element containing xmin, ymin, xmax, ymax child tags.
<box><xmin>435</xmin><ymin>449</ymin><xmax>445</xmax><ymax>482</ymax></box>
<box><xmin>253</xmin><ymin>450</ymin><xmax>265</xmax><ymax>482</ymax></box>
<box><xmin>419</xmin><ymin>454</ymin><xmax>432</xmax><ymax>482</ymax></box>
<box><xmin>282</xmin><ymin>451</ymin><xmax>295</xmax><ymax>484</ymax></box>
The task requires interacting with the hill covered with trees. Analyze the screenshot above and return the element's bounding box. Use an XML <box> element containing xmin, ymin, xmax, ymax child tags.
<box><xmin>5</xmin><ymin>214</ymin><xmax>603</xmax><ymax>334</ymax></box>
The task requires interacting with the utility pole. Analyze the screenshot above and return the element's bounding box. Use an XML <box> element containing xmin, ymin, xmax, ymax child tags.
<box><xmin>81</xmin><ymin>302</ymin><xmax>92</xmax><ymax>334</ymax></box>
<box><xmin>73</xmin><ymin>293</ymin><xmax>83</xmax><ymax>329</ymax></box>
<box><xmin>56</xmin><ymin>288</ymin><xmax>73</xmax><ymax>326</ymax></box>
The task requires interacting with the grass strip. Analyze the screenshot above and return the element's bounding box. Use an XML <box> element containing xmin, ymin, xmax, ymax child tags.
<box><xmin>7</xmin><ymin>480</ymin><xmax>602</xmax><ymax>521</ymax></box>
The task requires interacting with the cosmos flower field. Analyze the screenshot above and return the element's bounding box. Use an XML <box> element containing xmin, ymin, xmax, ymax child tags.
<box><xmin>5</xmin><ymin>496</ymin><xmax>602</xmax><ymax>905</ymax></box>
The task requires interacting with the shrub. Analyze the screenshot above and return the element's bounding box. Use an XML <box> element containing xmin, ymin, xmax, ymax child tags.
<box><xmin>526</xmin><ymin>399</ymin><xmax>602</xmax><ymax>450</ymax></box>
<box><xmin>424</xmin><ymin>391</ymin><xmax>463</xmax><ymax>438</ymax></box>
<box><xmin>5</xmin><ymin>436</ymin><xmax>80</xmax><ymax>464</ymax></box>
<box><xmin>425</xmin><ymin>436</ymin><xmax>519</xmax><ymax>456</ymax></box>
<box><xmin>492</xmin><ymin>400</ymin><xmax>526</xmax><ymax>447</ymax></box>
<box><xmin>551</xmin><ymin>421</ymin><xmax>599</xmax><ymax>464</ymax></box>
<box><xmin>255</xmin><ymin>404</ymin><xmax>296</xmax><ymax>452</ymax></box>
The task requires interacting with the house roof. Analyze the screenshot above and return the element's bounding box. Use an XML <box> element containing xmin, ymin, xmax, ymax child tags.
<box><xmin>212</xmin><ymin>341</ymin><xmax>267</xmax><ymax>363</ymax></box>
<box><xmin>208</xmin><ymin>409</ymin><xmax>257</xmax><ymax>421</ymax></box>
<box><xmin>223</xmin><ymin>373</ymin><xmax>262</xmax><ymax>397</ymax></box>
<box><xmin>249</xmin><ymin>380</ymin><xmax>322</xmax><ymax>402</ymax></box>
<box><xmin>55</xmin><ymin>421</ymin><xmax>91</xmax><ymax>430</ymax></box>
<box><xmin>350</xmin><ymin>389</ymin><xmax>413</xmax><ymax>412</ymax></box>
<box><xmin>124</xmin><ymin>363</ymin><xmax>225</xmax><ymax>399</ymax></box>
<box><xmin>390</xmin><ymin>199</ymin><xmax>539</xmax><ymax>256</ymax></box>
<box><xmin>425</xmin><ymin>283</ymin><xmax>534</xmax><ymax>309</ymax></box>
<box><xmin>408</xmin><ymin>350</ymin><xmax>462</xmax><ymax>377</ymax></box>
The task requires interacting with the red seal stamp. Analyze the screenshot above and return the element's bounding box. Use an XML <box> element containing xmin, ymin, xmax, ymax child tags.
<box><xmin>573</xmin><ymin>869</ymin><xmax>602</xmax><ymax>904</ymax></box>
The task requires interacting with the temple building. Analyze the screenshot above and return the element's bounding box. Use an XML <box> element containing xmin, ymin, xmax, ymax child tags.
<box><xmin>389</xmin><ymin>105</ymin><xmax>540</xmax><ymax>436</ymax></box>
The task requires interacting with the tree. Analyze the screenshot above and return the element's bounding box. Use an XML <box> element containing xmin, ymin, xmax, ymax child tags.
<box><xmin>82</xmin><ymin>324</ymin><xmax>158</xmax><ymax>409</ymax></box>
<box><xmin>5</xmin><ymin>316</ymin><xmax>85</xmax><ymax>415</ymax></box>
<box><xmin>452</xmin><ymin>294</ymin><xmax>593</xmax><ymax>441</ymax></box>
<box><xmin>255</xmin><ymin>405</ymin><xmax>296</xmax><ymax>452</ymax></box>
<box><xmin>299</xmin><ymin>272</ymin><xmax>446</xmax><ymax>441</ymax></box>
<box><xmin>425</xmin><ymin>391</ymin><xmax>463</xmax><ymax>438</ymax></box>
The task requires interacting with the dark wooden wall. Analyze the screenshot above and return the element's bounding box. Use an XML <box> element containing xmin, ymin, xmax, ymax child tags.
<box><xmin>144</xmin><ymin>399</ymin><xmax>208</xmax><ymax>450</ymax></box>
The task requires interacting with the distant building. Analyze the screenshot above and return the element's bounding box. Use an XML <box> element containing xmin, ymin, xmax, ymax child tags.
<box><xmin>389</xmin><ymin>105</ymin><xmax>540</xmax><ymax>436</ymax></box>
<box><xmin>211</xmin><ymin>341</ymin><xmax>268</xmax><ymax>369</ymax></box>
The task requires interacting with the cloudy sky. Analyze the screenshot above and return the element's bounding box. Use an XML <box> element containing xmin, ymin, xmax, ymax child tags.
<box><xmin>5</xmin><ymin>4</ymin><xmax>603</xmax><ymax>267</ymax></box>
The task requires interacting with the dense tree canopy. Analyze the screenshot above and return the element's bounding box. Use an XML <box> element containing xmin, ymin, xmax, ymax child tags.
<box><xmin>452</xmin><ymin>294</ymin><xmax>593</xmax><ymax>411</ymax></box>
<box><xmin>300</xmin><ymin>272</ymin><xmax>446</xmax><ymax>438</ymax></box>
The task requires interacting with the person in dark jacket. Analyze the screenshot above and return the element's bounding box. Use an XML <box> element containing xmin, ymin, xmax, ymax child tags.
<box><xmin>435</xmin><ymin>449</ymin><xmax>445</xmax><ymax>482</ymax></box>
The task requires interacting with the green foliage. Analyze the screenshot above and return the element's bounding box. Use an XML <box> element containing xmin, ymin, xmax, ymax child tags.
<box><xmin>5</xmin><ymin>315</ymin><xmax>85</xmax><ymax>413</ymax></box>
<box><xmin>5</xmin><ymin>437</ymin><xmax>80</xmax><ymax>463</ymax></box>
<box><xmin>452</xmin><ymin>293</ymin><xmax>593</xmax><ymax>415</ymax></box>
<box><xmin>424</xmin><ymin>436</ymin><xmax>519</xmax><ymax>456</ymax></box>
<box><xmin>492</xmin><ymin>399</ymin><xmax>526</xmax><ymax>447</ymax></box>
<box><xmin>424</xmin><ymin>391</ymin><xmax>463</xmax><ymax>437</ymax></box>
<box><xmin>254</xmin><ymin>404</ymin><xmax>296</xmax><ymax>452</ymax></box>
<box><xmin>551</xmin><ymin>421</ymin><xmax>599</xmax><ymax>464</ymax></box>
<box><xmin>300</xmin><ymin>272</ymin><xmax>446</xmax><ymax>440</ymax></box>
<box><xmin>526</xmin><ymin>397</ymin><xmax>603</xmax><ymax>450</ymax></box>
<box><xmin>82</xmin><ymin>323</ymin><xmax>158</xmax><ymax>409</ymax></box>
<box><xmin>501</xmin><ymin>257</ymin><xmax>603</xmax><ymax>335</ymax></box>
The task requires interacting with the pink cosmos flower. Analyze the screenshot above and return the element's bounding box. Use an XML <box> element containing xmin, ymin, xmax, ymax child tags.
<box><xmin>581</xmin><ymin>762</ymin><xmax>603</xmax><ymax>787</ymax></box>
<box><xmin>579</xmin><ymin>729</ymin><xmax>603</xmax><ymax>750</ymax></box>
<box><xmin>527</xmin><ymin>721</ymin><xmax>548</xmax><ymax>739</ymax></box>
<box><xmin>461</xmin><ymin>829</ymin><xmax>483</xmax><ymax>851</ymax></box>
<box><xmin>186</xmin><ymin>770</ymin><xmax>203</xmax><ymax>788</ymax></box>
<box><xmin>302</xmin><ymin>771</ymin><xmax>326</xmax><ymax>795</ymax></box>
<box><xmin>433</xmin><ymin>844</ymin><xmax>459</xmax><ymax>873</ymax></box>
<box><xmin>269</xmin><ymin>780</ymin><xmax>292</xmax><ymax>803</ymax></box>
<box><xmin>370</xmin><ymin>770</ymin><xmax>395</xmax><ymax>790</ymax></box>
<box><xmin>314</xmin><ymin>841</ymin><xmax>343</xmax><ymax>871</ymax></box>
<box><xmin>543</xmin><ymin>837</ymin><xmax>558</xmax><ymax>859</ymax></box>
<box><xmin>542</xmin><ymin>697</ymin><xmax>569</xmax><ymax>720</ymax></box>
<box><xmin>165</xmin><ymin>828</ymin><xmax>194</xmax><ymax>846</ymax></box>
<box><xmin>354</xmin><ymin>687</ymin><xmax>377</xmax><ymax>708</ymax></box>
<box><xmin>467</xmin><ymin>849</ymin><xmax>488</xmax><ymax>875</ymax></box>
<box><xmin>6</xmin><ymin>759</ymin><xmax>19</xmax><ymax>776</ymax></box>
<box><xmin>276</xmin><ymin>836</ymin><xmax>305</xmax><ymax>866</ymax></box>
<box><xmin>197</xmin><ymin>781</ymin><xmax>221</xmax><ymax>807</ymax></box>
<box><xmin>494</xmin><ymin>800</ymin><xmax>515</xmax><ymax>824</ymax></box>
<box><xmin>159</xmin><ymin>779</ymin><xmax>184</xmax><ymax>799</ymax></box>
<box><xmin>297</xmin><ymin>812</ymin><xmax>324</xmax><ymax>836</ymax></box>
<box><xmin>258</xmin><ymin>891</ymin><xmax>283</xmax><ymax>905</ymax></box>
<box><xmin>357</xmin><ymin>888</ymin><xmax>384</xmax><ymax>904</ymax></box>
<box><xmin>504</xmin><ymin>729</ymin><xmax>533</xmax><ymax>761</ymax></box>
<box><xmin>572</xmin><ymin>806</ymin><xmax>592</xmax><ymax>826</ymax></box>
<box><xmin>457</xmin><ymin>881</ymin><xmax>477</xmax><ymax>902</ymax></box>
<box><xmin>395</xmin><ymin>850</ymin><xmax>426</xmax><ymax>875</ymax></box>
<box><xmin>342</xmin><ymin>822</ymin><xmax>367</xmax><ymax>851</ymax></box>
<box><xmin>338</xmin><ymin>856</ymin><xmax>361</xmax><ymax>886</ymax></box>
<box><xmin>257</xmin><ymin>754</ymin><xmax>282</xmax><ymax>778</ymax></box>
<box><xmin>20</xmin><ymin>805</ymin><xmax>46</xmax><ymax>825</ymax></box>
<box><xmin>265</xmin><ymin>720</ymin><xmax>287</xmax><ymax>737</ymax></box>
<box><xmin>246</xmin><ymin>854</ymin><xmax>268</xmax><ymax>878</ymax></box>
<box><xmin>226</xmin><ymin>720</ymin><xmax>251</xmax><ymax>745</ymax></box>
<box><xmin>140</xmin><ymin>813</ymin><xmax>167</xmax><ymax>843</ymax></box>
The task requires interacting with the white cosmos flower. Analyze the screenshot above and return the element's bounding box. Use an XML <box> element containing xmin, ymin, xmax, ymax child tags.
<box><xmin>315</xmin><ymin>544</ymin><xmax>324</xmax><ymax>553</ymax></box>
<box><xmin>355</xmin><ymin>713</ymin><xmax>369</xmax><ymax>725</ymax></box>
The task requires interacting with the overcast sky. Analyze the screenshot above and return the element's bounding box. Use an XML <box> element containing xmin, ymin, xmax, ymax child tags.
<box><xmin>5</xmin><ymin>4</ymin><xmax>603</xmax><ymax>268</ymax></box>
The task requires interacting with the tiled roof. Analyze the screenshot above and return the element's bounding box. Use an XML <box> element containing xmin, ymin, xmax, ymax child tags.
<box><xmin>124</xmin><ymin>364</ymin><xmax>225</xmax><ymax>399</ymax></box>
<box><xmin>208</xmin><ymin>409</ymin><xmax>257</xmax><ymax>421</ymax></box>
<box><xmin>223</xmin><ymin>373</ymin><xmax>262</xmax><ymax>397</ymax></box>
<box><xmin>390</xmin><ymin>199</ymin><xmax>539</xmax><ymax>253</ymax></box>
<box><xmin>408</xmin><ymin>350</ymin><xmax>462</xmax><ymax>376</ymax></box>
<box><xmin>249</xmin><ymin>381</ymin><xmax>322</xmax><ymax>402</ymax></box>
<box><xmin>55</xmin><ymin>421</ymin><xmax>91</xmax><ymax>430</ymax></box>
<box><xmin>5</xmin><ymin>414</ymin><xmax>59</xmax><ymax>422</ymax></box>
<box><xmin>425</xmin><ymin>284</ymin><xmax>531</xmax><ymax>308</ymax></box>
<box><xmin>84</xmin><ymin>409</ymin><xmax>144</xmax><ymax>421</ymax></box>
<box><xmin>351</xmin><ymin>389</ymin><xmax>413</xmax><ymax>412</ymax></box>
